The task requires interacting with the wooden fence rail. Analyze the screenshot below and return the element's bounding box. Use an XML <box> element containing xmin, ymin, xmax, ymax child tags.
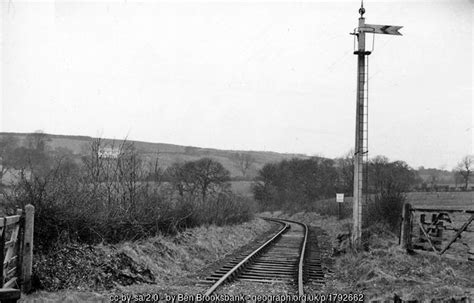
<box><xmin>0</xmin><ymin>204</ymin><xmax>34</xmax><ymax>303</ymax></box>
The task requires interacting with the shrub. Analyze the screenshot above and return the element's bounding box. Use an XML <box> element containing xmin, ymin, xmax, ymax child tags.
<box><xmin>364</xmin><ymin>188</ymin><xmax>406</xmax><ymax>233</ymax></box>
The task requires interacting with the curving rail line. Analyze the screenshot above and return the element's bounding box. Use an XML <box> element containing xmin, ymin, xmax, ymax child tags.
<box><xmin>202</xmin><ymin>218</ymin><xmax>308</xmax><ymax>297</ymax></box>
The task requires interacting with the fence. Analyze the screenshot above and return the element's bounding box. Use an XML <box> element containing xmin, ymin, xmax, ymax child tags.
<box><xmin>0</xmin><ymin>204</ymin><xmax>34</xmax><ymax>302</ymax></box>
<box><xmin>400</xmin><ymin>203</ymin><xmax>474</xmax><ymax>259</ymax></box>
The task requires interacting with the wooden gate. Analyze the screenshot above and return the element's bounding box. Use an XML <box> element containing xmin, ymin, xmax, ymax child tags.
<box><xmin>0</xmin><ymin>204</ymin><xmax>34</xmax><ymax>302</ymax></box>
<box><xmin>400</xmin><ymin>203</ymin><xmax>474</xmax><ymax>259</ymax></box>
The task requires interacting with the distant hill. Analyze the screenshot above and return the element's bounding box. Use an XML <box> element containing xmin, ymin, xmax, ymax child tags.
<box><xmin>0</xmin><ymin>132</ymin><xmax>310</xmax><ymax>179</ymax></box>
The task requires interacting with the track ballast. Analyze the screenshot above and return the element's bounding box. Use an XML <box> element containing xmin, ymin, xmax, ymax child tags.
<box><xmin>201</xmin><ymin>218</ymin><xmax>321</xmax><ymax>297</ymax></box>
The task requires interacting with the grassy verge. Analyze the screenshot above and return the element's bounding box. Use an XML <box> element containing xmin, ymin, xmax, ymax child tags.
<box><xmin>265</xmin><ymin>211</ymin><xmax>474</xmax><ymax>301</ymax></box>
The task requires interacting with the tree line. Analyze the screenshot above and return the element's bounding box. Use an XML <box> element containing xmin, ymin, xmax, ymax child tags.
<box><xmin>253</xmin><ymin>153</ymin><xmax>419</xmax><ymax>210</ymax></box>
<box><xmin>252</xmin><ymin>153</ymin><xmax>421</xmax><ymax>232</ymax></box>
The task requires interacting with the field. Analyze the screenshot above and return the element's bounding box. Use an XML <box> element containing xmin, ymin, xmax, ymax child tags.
<box><xmin>230</xmin><ymin>181</ymin><xmax>254</xmax><ymax>197</ymax></box>
<box><xmin>406</xmin><ymin>191</ymin><xmax>474</xmax><ymax>210</ymax></box>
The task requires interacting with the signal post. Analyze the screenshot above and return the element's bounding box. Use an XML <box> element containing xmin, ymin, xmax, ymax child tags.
<box><xmin>351</xmin><ymin>2</ymin><xmax>402</xmax><ymax>246</ymax></box>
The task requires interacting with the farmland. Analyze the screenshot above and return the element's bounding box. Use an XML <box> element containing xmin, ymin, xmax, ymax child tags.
<box><xmin>406</xmin><ymin>191</ymin><xmax>474</xmax><ymax>210</ymax></box>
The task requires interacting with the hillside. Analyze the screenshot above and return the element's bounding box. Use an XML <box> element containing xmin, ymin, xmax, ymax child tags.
<box><xmin>0</xmin><ymin>132</ymin><xmax>310</xmax><ymax>178</ymax></box>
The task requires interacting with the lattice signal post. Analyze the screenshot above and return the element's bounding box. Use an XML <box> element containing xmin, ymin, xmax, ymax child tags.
<box><xmin>351</xmin><ymin>2</ymin><xmax>402</xmax><ymax>246</ymax></box>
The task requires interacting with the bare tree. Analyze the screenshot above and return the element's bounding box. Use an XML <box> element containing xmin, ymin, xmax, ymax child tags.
<box><xmin>455</xmin><ymin>156</ymin><xmax>473</xmax><ymax>190</ymax></box>
<box><xmin>453</xmin><ymin>170</ymin><xmax>464</xmax><ymax>189</ymax></box>
<box><xmin>167</xmin><ymin>158</ymin><xmax>230</xmax><ymax>201</ymax></box>
<box><xmin>231</xmin><ymin>153</ymin><xmax>255</xmax><ymax>178</ymax></box>
<box><xmin>25</xmin><ymin>130</ymin><xmax>51</xmax><ymax>152</ymax></box>
<box><xmin>166</xmin><ymin>162</ymin><xmax>198</xmax><ymax>197</ymax></box>
<box><xmin>193</xmin><ymin>158</ymin><xmax>230</xmax><ymax>201</ymax></box>
<box><xmin>335</xmin><ymin>150</ymin><xmax>354</xmax><ymax>194</ymax></box>
<box><xmin>149</xmin><ymin>152</ymin><xmax>162</xmax><ymax>181</ymax></box>
<box><xmin>0</xmin><ymin>135</ymin><xmax>19</xmax><ymax>180</ymax></box>
<box><xmin>370</xmin><ymin>155</ymin><xmax>389</xmax><ymax>193</ymax></box>
<box><xmin>116</xmin><ymin>140</ymin><xmax>146</xmax><ymax>213</ymax></box>
<box><xmin>429</xmin><ymin>173</ymin><xmax>438</xmax><ymax>191</ymax></box>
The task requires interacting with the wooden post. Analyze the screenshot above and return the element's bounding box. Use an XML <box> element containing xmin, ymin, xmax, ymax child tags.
<box><xmin>21</xmin><ymin>205</ymin><xmax>34</xmax><ymax>293</ymax></box>
<box><xmin>0</xmin><ymin>217</ymin><xmax>5</xmax><ymax>287</ymax></box>
<box><xmin>400</xmin><ymin>203</ymin><xmax>413</xmax><ymax>252</ymax></box>
<box><xmin>431</xmin><ymin>222</ymin><xmax>443</xmax><ymax>251</ymax></box>
<box><xmin>15</xmin><ymin>209</ymin><xmax>23</xmax><ymax>290</ymax></box>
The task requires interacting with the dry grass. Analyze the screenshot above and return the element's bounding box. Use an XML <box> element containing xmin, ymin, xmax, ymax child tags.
<box><xmin>112</xmin><ymin>219</ymin><xmax>272</xmax><ymax>283</ymax></box>
<box><xmin>323</xmin><ymin>238</ymin><xmax>474</xmax><ymax>300</ymax></box>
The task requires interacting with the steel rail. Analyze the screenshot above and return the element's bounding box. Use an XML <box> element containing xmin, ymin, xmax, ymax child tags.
<box><xmin>203</xmin><ymin>219</ymin><xmax>289</xmax><ymax>296</ymax></box>
<box><xmin>203</xmin><ymin>218</ymin><xmax>309</xmax><ymax>298</ymax></box>
<box><xmin>275</xmin><ymin>218</ymin><xmax>308</xmax><ymax>298</ymax></box>
<box><xmin>298</xmin><ymin>221</ymin><xmax>308</xmax><ymax>299</ymax></box>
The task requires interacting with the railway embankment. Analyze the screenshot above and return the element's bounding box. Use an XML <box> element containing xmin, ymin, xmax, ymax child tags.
<box><xmin>22</xmin><ymin>218</ymin><xmax>275</xmax><ymax>302</ymax></box>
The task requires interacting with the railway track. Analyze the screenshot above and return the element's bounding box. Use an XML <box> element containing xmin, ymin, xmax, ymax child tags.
<box><xmin>201</xmin><ymin>218</ymin><xmax>314</xmax><ymax>296</ymax></box>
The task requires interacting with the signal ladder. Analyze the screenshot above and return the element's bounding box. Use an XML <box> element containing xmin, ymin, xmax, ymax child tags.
<box><xmin>356</xmin><ymin>55</ymin><xmax>370</xmax><ymax>204</ymax></box>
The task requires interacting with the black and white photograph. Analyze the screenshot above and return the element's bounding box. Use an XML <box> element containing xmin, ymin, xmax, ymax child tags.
<box><xmin>0</xmin><ymin>0</ymin><xmax>473</xmax><ymax>302</ymax></box>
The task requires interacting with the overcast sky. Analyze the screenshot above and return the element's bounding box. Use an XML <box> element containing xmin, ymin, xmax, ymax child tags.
<box><xmin>1</xmin><ymin>0</ymin><xmax>472</xmax><ymax>169</ymax></box>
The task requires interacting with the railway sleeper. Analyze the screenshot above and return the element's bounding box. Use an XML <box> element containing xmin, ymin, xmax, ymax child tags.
<box><xmin>237</xmin><ymin>271</ymin><xmax>295</xmax><ymax>278</ymax></box>
<box><xmin>237</xmin><ymin>278</ymin><xmax>289</xmax><ymax>284</ymax></box>
<box><xmin>238</xmin><ymin>274</ymin><xmax>295</xmax><ymax>281</ymax></box>
<box><xmin>243</xmin><ymin>268</ymin><xmax>296</xmax><ymax>274</ymax></box>
<box><xmin>247</xmin><ymin>264</ymin><xmax>296</xmax><ymax>269</ymax></box>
